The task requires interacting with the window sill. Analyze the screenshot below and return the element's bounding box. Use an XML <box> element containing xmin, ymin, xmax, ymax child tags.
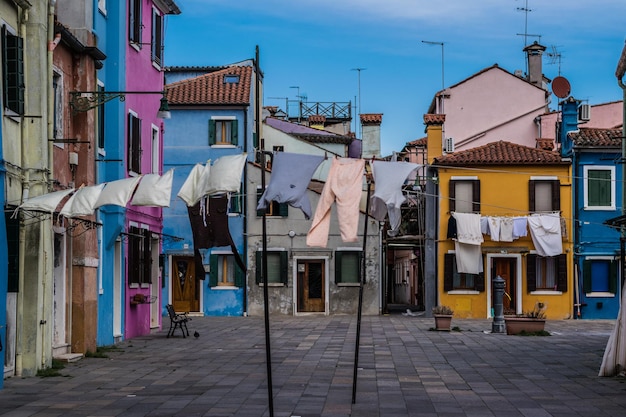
<box><xmin>583</xmin><ymin>206</ymin><xmax>616</xmax><ymax>211</ymax></box>
<box><xmin>530</xmin><ymin>290</ymin><xmax>562</xmax><ymax>295</ymax></box>
<box><xmin>129</xmin><ymin>283</ymin><xmax>139</xmax><ymax>289</ymax></box>
<box><xmin>210</xmin><ymin>144</ymin><xmax>237</xmax><ymax>149</ymax></box>
<box><xmin>258</xmin><ymin>283</ymin><xmax>285</xmax><ymax>287</ymax></box>
<box><xmin>447</xmin><ymin>290</ymin><xmax>480</xmax><ymax>295</ymax></box>
<box><xmin>337</xmin><ymin>283</ymin><xmax>360</xmax><ymax>287</ymax></box>
<box><xmin>585</xmin><ymin>292</ymin><xmax>615</xmax><ymax>298</ymax></box>
<box><xmin>211</xmin><ymin>286</ymin><xmax>238</xmax><ymax>290</ymax></box>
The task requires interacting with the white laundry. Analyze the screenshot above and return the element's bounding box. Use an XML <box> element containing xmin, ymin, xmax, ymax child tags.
<box><xmin>512</xmin><ymin>216</ymin><xmax>528</xmax><ymax>238</ymax></box>
<box><xmin>499</xmin><ymin>217</ymin><xmax>514</xmax><ymax>242</ymax></box>
<box><xmin>527</xmin><ymin>214</ymin><xmax>562</xmax><ymax>257</ymax></box>
<box><xmin>452</xmin><ymin>212</ymin><xmax>483</xmax><ymax>274</ymax></box>
<box><xmin>488</xmin><ymin>216</ymin><xmax>501</xmax><ymax>242</ymax></box>
<box><xmin>132</xmin><ymin>169</ymin><xmax>174</xmax><ymax>207</ymax></box>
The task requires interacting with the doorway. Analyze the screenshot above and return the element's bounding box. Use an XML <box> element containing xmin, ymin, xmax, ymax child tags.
<box><xmin>492</xmin><ymin>257</ymin><xmax>516</xmax><ymax>313</ymax></box>
<box><xmin>172</xmin><ymin>256</ymin><xmax>199</xmax><ymax>312</ymax></box>
<box><xmin>487</xmin><ymin>254</ymin><xmax>522</xmax><ymax>317</ymax></box>
<box><xmin>296</xmin><ymin>259</ymin><xmax>326</xmax><ymax>313</ymax></box>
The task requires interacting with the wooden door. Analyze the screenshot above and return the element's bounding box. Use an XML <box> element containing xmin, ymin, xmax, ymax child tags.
<box><xmin>172</xmin><ymin>256</ymin><xmax>199</xmax><ymax>312</ymax></box>
<box><xmin>493</xmin><ymin>258</ymin><xmax>516</xmax><ymax>313</ymax></box>
<box><xmin>297</xmin><ymin>260</ymin><xmax>325</xmax><ymax>312</ymax></box>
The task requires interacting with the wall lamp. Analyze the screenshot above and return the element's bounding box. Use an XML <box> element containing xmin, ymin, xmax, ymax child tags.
<box><xmin>69</xmin><ymin>90</ymin><xmax>171</xmax><ymax>119</ymax></box>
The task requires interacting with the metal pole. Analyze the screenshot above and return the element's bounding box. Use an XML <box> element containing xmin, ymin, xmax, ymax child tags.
<box><xmin>492</xmin><ymin>275</ymin><xmax>506</xmax><ymax>333</ymax></box>
<box><xmin>352</xmin><ymin>176</ymin><xmax>372</xmax><ymax>404</ymax></box>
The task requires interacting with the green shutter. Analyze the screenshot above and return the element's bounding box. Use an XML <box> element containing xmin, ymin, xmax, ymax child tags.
<box><xmin>551</xmin><ymin>180</ymin><xmax>561</xmax><ymax>211</ymax></box>
<box><xmin>209</xmin><ymin>254</ymin><xmax>218</xmax><ymax>287</ymax></box>
<box><xmin>475</xmin><ymin>272</ymin><xmax>485</xmax><ymax>292</ymax></box>
<box><xmin>335</xmin><ymin>251</ymin><xmax>343</xmax><ymax>284</ymax></box>
<box><xmin>231</xmin><ymin>120</ymin><xmax>238</xmax><ymax>146</ymax></box>
<box><xmin>472</xmin><ymin>180</ymin><xmax>481</xmax><ymax>213</ymax></box>
<box><xmin>582</xmin><ymin>260</ymin><xmax>592</xmax><ymax>293</ymax></box>
<box><xmin>609</xmin><ymin>260</ymin><xmax>618</xmax><ymax>294</ymax></box>
<box><xmin>556</xmin><ymin>254</ymin><xmax>567</xmax><ymax>292</ymax></box>
<box><xmin>529</xmin><ymin>180</ymin><xmax>536</xmax><ymax>212</ymax></box>
<box><xmin>280</xmin><ymin>251</ymin><xmax>288</xmax><ymax>284</ymax></box>
<box><xmin>526</xmin><ymin>255</ymin><xmax>537</xmax><ymax>292</ymax></box>
<box><xmin>449</xmin><ymin>181</ymin><xmax>456</xmax><ymax>212</ymax></box>
<box><xmin>588</xmin><ymin>170</ymin><xmax>611</xmax><ymax>206</ymax></box>
<box><xmin>6</xmin><ymin>211</ymin><xmax>19</xmax><ymax>292</ymax></box>
<box><xmin>444</xmin><ymin>253</ymin><xmax>454</xmax><ymax>291</ymax></box>
<box><xmin>278</xmin><ymin>202</ymin><xmax>289</xmax><ymax>217</ymax></box>
<box><xmin>235</xmin><ymin>254</ymin><xmax>244</xmax><ymax>287</ymax></box>
<box><xmin>209</xmin><ymin>120</ymin><xmax>216</xmax><ymax>145</ymax></box>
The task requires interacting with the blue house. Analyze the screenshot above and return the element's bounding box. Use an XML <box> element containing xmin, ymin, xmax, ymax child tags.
<box><xmin>561</xmin><ymin>97</ymin><xmax>623</xmax><ymax>319</ymax></box>
<box><xmin>162</xmin><ymin>62</ymin><xmax>260</xmax><ymax>316</ymax></box>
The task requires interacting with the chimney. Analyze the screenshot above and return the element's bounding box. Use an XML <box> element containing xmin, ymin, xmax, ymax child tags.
<box><xmin>535</xmin><ymin>138</ymin><xmax>554</xmax><ymax>151</ymax></box>
<box><xmin>424</xmin><ymin>114</ymin><xmax>446</xmax><ymax>164</ymax></box>
<box><xmin>360</xmin><ymin>113</ymin><xmax>382</xmax><ymax>158</ymax></box>
<box><xmin>523</xmin><ymin>41</ymin><xmax>546</xmax><ymax>88</ymax></box>
<box><xmin>308</xmin><ymin>114</ymin><xmax>326</xmax><ymax>130</ymax></box>
<box><xmin>559</xmin><ymin>96</ymin><xmax>580</xmax><ymax>157</ymax></box>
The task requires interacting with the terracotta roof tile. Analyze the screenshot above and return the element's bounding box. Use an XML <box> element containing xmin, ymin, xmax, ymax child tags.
<box><xmin>407</xmin><ymin>137</ymin><xmax>427</xmax><ymax>146</ymax></box>
<box><xmin>435</xmin><ymin>140</ymin><xmax>566</xmax><ymax>165</ymax></box>
<box><xmin>165</xmin><ymin>66</ymin><xmax>252</xmax><ymax>106</ymax></box>
<box><xmin>424</xmin><ymin>114</ymin><xmax>446</xmax><ymax>125</ymax></box>
<box><xmin>569</xmin><ymin>127</ymin><xmax>622</xmax><ymax>148</ymax></box>
<box><xmin>360</xmin><ymin>113</ymin><xmax>383</xmax><ymax>125</ymax></box>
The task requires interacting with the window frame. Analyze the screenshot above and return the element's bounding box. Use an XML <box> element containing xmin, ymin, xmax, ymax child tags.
<box><xmin>127</xmin><ymin>111</ymin><xmax>142</xmax><ymax>175</ymax></box>
<box><xmin>583</xmin><ymin>165</ymin><xmax>615</xmax><ymax>211</ymax></box>
<box><xmin>583</xmin><ymin>257</ymin><xmax>618</xmax><ymax>296</ymax></box>
<box><xmin>256</xmin><ymin>186</ymin><xmax>288</xmax><ymax>217</ymax></box>
<box><xmin>52</xmin><ymin>70</ymin><xmax>64</xmax><ymax>146</ymax></box>
<box><xmin>128</xmin><ymin>0</ymin><xmax>142</xmax><ymax>45</ymax></box>
<box><xmin>335</xmin><ymin>249</ymin><xmax>362</xmax><ymax>285</ymax></box>
<box><xmin>209</xmin><ymin>252</ymin><xmax>245</xmax><ymax>288</ymax></box>
<box><xmin>443</xmin><ymin>253</ymin><xmax>485</xmax><ymax>292</ymax></box>
<box><xmin>151</xmin><ymin>7</ymin><xmax>163</xmax><ymax>67</ymax></box>
<box><xmin>526</xmin><ymin>254</ymin><xmax>567</xmax><ymax>293</ymax></box>
<box><xmin>529</xmin><ymin>176</ymin><xmax>560</xmax><ymax>213</ymax></box>
<box><xmin>128</xmin><ymin>225</ymin><xmax>152</xmax><ymax>288</ymax></box>
<box><xmin>209</xmin><ymin>117</ymin><xmax>238</xmax><ymax>147</ymax></box>
<box><xmin>449</xmin><ymin>177</ymin><xmax>480</xmax><ymax>213</ymax></box>
<box><xmin>2</xmin><ymin>24</ymin><xmax>24</xmax><ymax>115</ymax></box>
<box><xmin>255</xmin><ymin>250</ymin><xmax>288</xmax><ymax>286</ymax></box>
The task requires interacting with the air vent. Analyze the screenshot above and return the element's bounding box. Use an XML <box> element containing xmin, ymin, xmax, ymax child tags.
<box><xmin>443</xmin><ymin>137</ymin><xmax>455</xmax><ymax>153</ymax></box>
<box><xmin>578</xmin><ymin>103</ymin><xmax>591</xmax><ymax>122</ymax></box>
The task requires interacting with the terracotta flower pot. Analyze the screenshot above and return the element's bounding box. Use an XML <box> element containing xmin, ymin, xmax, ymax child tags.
<box><xmin>504</xmin><ymin>317</ymin><xmax>546</xmax><ymax>335</ymax></box>
<box><xmin>433</xmin><ymin>314</ymin><xmax>453</xmax><ymax>331</ymax></box>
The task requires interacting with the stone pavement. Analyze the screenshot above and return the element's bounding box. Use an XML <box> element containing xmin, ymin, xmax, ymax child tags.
<box><xmin>0</xmin><ymin>315</ymin><xmax>624</xmax><ymax>417</ymax></box>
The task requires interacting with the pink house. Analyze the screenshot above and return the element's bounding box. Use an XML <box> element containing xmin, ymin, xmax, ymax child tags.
<box><xmin>123</xmin><ymin>0</ymin><xmax>178</xmax><ymax>338</ymax></box>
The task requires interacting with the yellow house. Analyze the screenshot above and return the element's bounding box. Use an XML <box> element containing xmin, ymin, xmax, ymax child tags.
<box><xmin>425</xmin><ymin>114</ymin><xmax>574</xmax><ymax>319</ymax></box>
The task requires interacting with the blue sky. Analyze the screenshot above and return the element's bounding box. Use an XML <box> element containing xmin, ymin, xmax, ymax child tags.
<box><xmin>165</xmin><ymin>0</ymin><xmax>626</xmax><ymax>156</ymax></box>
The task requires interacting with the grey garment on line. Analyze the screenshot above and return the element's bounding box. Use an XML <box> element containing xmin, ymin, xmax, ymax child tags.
<box><xmin>257</xmin><ymin>152</ymin><xmax>324</xmax><ymax>220</ymax></box>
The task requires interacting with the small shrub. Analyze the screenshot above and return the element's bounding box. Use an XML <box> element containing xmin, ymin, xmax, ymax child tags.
<box><xmin>432</xmin><ymin>305</ymin><xmax>454</xmax><ymax>315</ymax></box>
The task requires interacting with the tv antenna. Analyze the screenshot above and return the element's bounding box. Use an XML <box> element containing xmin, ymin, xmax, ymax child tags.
<box><xmin>516</xmin><ymin>0</ymin><xmax>533</xmax><ymax>46</ymax></box>
<box><xmin>546</xmin><ymin>45</ymin><xmax>563</xmax><ymax>75</ymax></box>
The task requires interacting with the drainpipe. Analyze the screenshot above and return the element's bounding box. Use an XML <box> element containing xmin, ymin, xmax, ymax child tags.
<box><xmin>616</xmin><ymin>44</ymin><xmax>626</xmax><ymax>296</ymax></box>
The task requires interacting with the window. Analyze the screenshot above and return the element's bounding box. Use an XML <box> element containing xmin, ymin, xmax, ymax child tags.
<box><xmin>583</xmin><ymin>259</ymin><xmax>617</xmax><ymax>294</ymax></box>
<box><xmin>209</xmin><ymin>119</ymin><xmax>238</xmax><ymax>146</ymax></box>
<box><xmin>449</xmin><ymin>178</ymin><xmax>480</xmax><ymax>213</ymax></box>
<box><xmin>229</xmin><ymin>192</ymin><xmax>242</xmax><ymax>215</ymax></box>
<box><xmin>151</xmin><ymin>125</ymin><xmax>159</xmax><ymax>174</ymax></box>
<box><xmin>2</xmin><ymin>25</ymin><xmax>24</xmax><ymax>115</ymax></box>
<box><xmin>256</xmin><ymin>186</ymin><xmax>288</xmax><ymax>217</ymax></box>
<box><xmin>224</xmin><ymin>74</ymin><xmax>240</xmax><ymax>83</ymax></box>
<box><xmin>209</xmin><ymin>253</ymin><xmax>244</xmax><ymax>287</ymax></box>
<box><xmin>584</xmin><ymin>166</ymin><xmax>615</xmax><ymax>210</ymax></box>
<box><xmin>526</xmin><ymin>254</ymin><xmax>567</xmax><ymax>292</ymax></box>
<box><xmin>335</xmin><ymin>250</ymin><xmax>362</xmax><ymax>284</ymax></box>
<box><xmin>443</xmin><ymin>253</ymin><xmax>485</xmax><ymax>291</ymax></box>
<box><xmin>127</xmin><ymin>112</ymin><xmax>142</xmax><ymax>174</ymax></box>
<box><xmin>53</xmin><ymin>72</ymin><xmax>63</xmax><ymax>142</ymax></box>
<box><xmin>128</xmin><ymin>226</ymin><xmax>152</xmax><ymax>286</ymax></box>
<box><xmin>6</xmin><ymin>210</ymin><xmax>19</xmax><ymax>292</ymax></box>
<box><xmin>129</xmin><ymin>0</ymin><xmax>142</xmax><ymax>44</ymax></box>
<box><xmin>255</xmin><ymin>251</ymin><xmax>288</xmax><ymax>285</ymax></box>
<box><xmin>151</xmin><ymin>8</ymin><xmax>163</xmax><ymax>66</ymax></box>
<box><xmin>529</xmin><ymin>177</ymin><xmax>560</xmax><ymax>212</ymax></box>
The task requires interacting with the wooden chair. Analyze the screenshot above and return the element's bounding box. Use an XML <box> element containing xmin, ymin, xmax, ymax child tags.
<box><xmin>165</xmin><ymin>304</ymin><xmax>190</xmax><ymax>338</ymax></box>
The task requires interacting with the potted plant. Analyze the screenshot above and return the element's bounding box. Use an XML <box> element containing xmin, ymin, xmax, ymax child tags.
<box><xmin>432</xmin><ymin>305</ymin><xmax>454</xmax><ymax>331</ymax></box>
<box><xmin>504</xmin><ymin>302</ymin><xmax>547</xmax><ymax>335</ymax></box>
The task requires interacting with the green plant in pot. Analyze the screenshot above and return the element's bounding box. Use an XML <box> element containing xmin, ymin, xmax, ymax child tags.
<box><xmin>504</xmin><ymin>301</ymin><xmax>547</xmax><ymax>335</ymax></box>
<box><xmin>432</xmin><ymin>305</ymin><xmax>454</xmax><ymax>331</ymax></box>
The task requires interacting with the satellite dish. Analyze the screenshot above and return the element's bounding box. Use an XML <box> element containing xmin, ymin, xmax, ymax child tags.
<box><xmin>552</xmin><ymin>76</ymin><xmax>571</xmax><ymax>99</ymax></box>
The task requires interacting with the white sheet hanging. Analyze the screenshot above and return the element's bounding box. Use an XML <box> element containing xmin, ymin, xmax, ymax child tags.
<box><xmin>19</xmin><ymin>188</ymin><xmax>75</xmax><ymax>213</ymax></box>
<box><xmin>131</xmin><ymin>169</ymin><xmax>174</xmax><ymax>207</ymax></box>
<box><xmin>177</xmin><ymin>162</ymin><xmax>211</xmax><ymax>207</ymax></box>
<box><xmin>60</xmin><ymin>184</ymin><xmax>105</xmax><ymax>217</ymax></box>
<box><xmin>205</xmin><ymin>153</ymin><xmax>247</xmax><ymax>196</ymax></box>
<box><xmin>94</xmin><ymin>176</ymin><xmax>142</xmax><ymax>208</ymax></box>
<box><xmin>527</xmin><ymin>213</ymin><xmax>562</xmax><ymax>257</ymax></box>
